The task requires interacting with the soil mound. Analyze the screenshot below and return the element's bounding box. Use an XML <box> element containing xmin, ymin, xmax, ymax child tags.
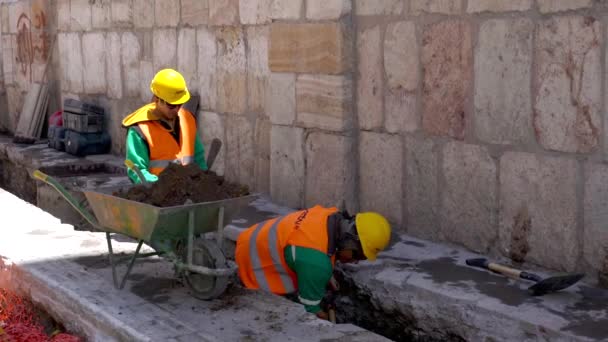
<box><xmin>114</xmin><ymin>163</ymin><xmax>249</xmax><ymax>207</ymax></box>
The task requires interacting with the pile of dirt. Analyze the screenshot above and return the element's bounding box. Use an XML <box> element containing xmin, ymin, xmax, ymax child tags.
<box><xmin>114</xmin><ymin>163</ymin><xmax>249</xmax><ymax>207</ymax></box>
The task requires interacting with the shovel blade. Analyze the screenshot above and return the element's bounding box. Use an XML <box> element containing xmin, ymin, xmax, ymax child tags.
<box><xmin>528</xmin><ymin>273</ymin><xmax>584</xmax><ymax>296</ymax></box>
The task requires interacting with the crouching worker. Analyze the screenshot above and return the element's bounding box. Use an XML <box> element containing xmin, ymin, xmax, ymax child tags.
<box><xmin>235</xmin><ymin>205</ymin><xmax>391</xmax><ymax>320</ymax></box>
<box><xmin>122</xmin><ymin>68</ymin><xmax>207</xmax><ymax>184</ymax></box>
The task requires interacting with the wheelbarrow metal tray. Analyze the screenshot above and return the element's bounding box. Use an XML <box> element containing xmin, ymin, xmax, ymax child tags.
<box><xmin>83</xmin><ymin>190</ymin><xmax>257</xmax><ymax>243</ymax></box>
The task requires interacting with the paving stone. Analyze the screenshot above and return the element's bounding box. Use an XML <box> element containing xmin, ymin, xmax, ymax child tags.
<box><xmin>411</xmin><ymin>0</ymin><xmax>462</xmax><ymax>15</ymax></box>
<box><xmin>240</xmin><ymin>0</ymin><xmax>271</xmax><ymax>24</ymax></box>
<box><xmin>534</xmin><ymin>16</ymin><xmax>601</xmax><ymax>153</ymax></box>
<box><xmin>70</xmin><ymin>0</ymin><xmax>91</xmax><ymax>31</ymax></box>
<box><xmin>247</xmin><ymin>26</ymin><xmax>269</xmax><ymax>114</ymax></box>
<box><xmin>386</xmin><ymin>89</ymin><xmax>417</xmax><ymax>133</ymax></box>
<box><xmin>422</xmin><ymin>20</ymin><xmax>471</xmax><ymax>140</ymax></box>
<box><xmin>181</xmin><ymin>0</ymin><xmax>209</xmax><ymax>26</ymax></box>
<box><xmin>197</xmin><ymin>27</ymin><xmax>217</xmax><ymax>111</ymax></box>
<box><xmin>106</xmin><ymin>32</ymin><xmax>122</xmax><ymax>99</ymax></box>
<box><xmin>216</xmin><ymin>27</ymin><xmax>246</xmax><ymax>114</ymax></box>
<box><xmin>198</xmin><ymin>112</ymin><xmax>225</xmax><ymax>176</ymax></box>
<box><xmin>270</xmin><ymin>0</ymin><xmax>302</xmax><ymax>20</ymax></box>
<box><xmin>354</xmin><ymin>0</ymin><xmax>403</xmax><ymax>15</ymax></box>
<box><xmin>306</xmin><ymin>0</ymin><xmax>351</xmax><ymax>20</ymax></box>
<box><xmin>474</xmin><ymin>18</ymin><xmax>533</xmax><ymax>145</ymax></box>
<box><xmin>296</xmin><ymin>74</ymin><xmax>352</xmax><ymax>132</ymax></box>
<box><xmin>441</xmin><ymin>141</ymin><xmax>497</xmax><ymax>253</ymax></box>
<box><xmin>384</xmin><ymin>21</ymin><xmax>418</xmax><ymax>92</ymax></box>
<box><xmin>359</xmin><ymin>131</ymin><xmax>403</xmax><ymax>226</ymax></box>
<box><xmin>357</xmin><ymin>25</ymin><xmax>382</xmax><ymax>130</ymax></box>
<box><xmin>537</xmin><ymin>0</ymin><xmax>592</xmax><ymax>13</ymax></box>
<box><xmin>91</xmin><ymin>0</ymin><xmax>111</xmax><ymax>29</ymax></box>
<box><xmin>153</xmin><ymin>28</ymin><xmax>177</xmax><ymax>71</ymax></box>
<box><xmin>500</xmin><ymin>152</ymin><xmax>578</xmax><ymax>271</ymax></box>
<box><xmin>226</xmin><ymin>116</ymin><xmax>254</xmax><ymax>189</ymax></box>
<box><xmin>584</xmin><ymin>162</ymin><xmax>608</xmax><ymax>274</ymax></box>
<box><xmin>269</xmin><ymin>22</ymin><xmax>350</xmax><ymax>74</ymax></box>
<box><xmin>111</xmin><ymin>0</ymin><xmax>132</xmax><ymax>27</ymax></box>
<box><xmin>155</xmin><ymin>0</ymin><xmax>179</xmax><ymax>27</ymax></box>
<box><xmin>133</xmin><ymin>0</ymin><xmax>154</xmax><ymax>28</ymax></box>
<box><xmin>210</xmin><ymin>0</ymin><xmax>239</xmax><ymax>26</ymax></box>
<box><xmin>177</xmin><ymin>28</ymin><xmax>198</xmax><ymax>94</ymax></box>
<box><xmin>271</xmin><ymin>125</ymin><xmax>305</xmax><ymax>209</ymax></box>
<box><xmin>254</xmin><ymin>119</ymin><xmax>271</xmax><ymax>194</ymax></box>
<box><xmin>122</xmin><ymin>32</ymin><xmax>141</xmax><ymax>98</ymax></box>
<box><xmin>268</xmin><ymin>73</ymin><xmax>295</xmax><ymax>125</ymax></box>
<box><xmin>467</xmin><ymin>0</ymin><xmax>532</xmax><ymax>13</ymax></box>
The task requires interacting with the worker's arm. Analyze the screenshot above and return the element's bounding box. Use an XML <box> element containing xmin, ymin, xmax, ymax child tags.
<box><xmin>284</xmin><ymin>245</ymin><xmax>333</xmax><ymax>315</ymax></box>
<box><xmin>194</xmin><ymin>134</ymin><xmax>208</xmax><ymax>171</ymax></box>
<box><xmin>125</xmin><ymin>127</ymin><xmax>159</xmax><ymax>183</ymax></box>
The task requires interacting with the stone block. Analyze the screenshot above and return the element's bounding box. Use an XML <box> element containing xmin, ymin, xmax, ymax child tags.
<box><xmin>269</xmin><ymin>22</ymin><xmax>351</xmax><ymax>75</ymax></box>
<box><xmin>1</xmin><ymin>35</ymin><xmax>14</xmax><ymax>86</ymax></box>
<box><xmin>247</xmin><ymin>26</ymin><xmax>269</xmax><ymax>114</ymax></box>
<box><xmin>305</xmin><ymin>132</ymin><xmax>356</xmax><ymax>212</ymax></box>
<box><xmin>584</xmin><ymin>162</ymin><xmax>608</xmax><ymax>273</ymax></box>
<box><xmin>271</xmin><ymin>125</ymin><xmax>305</xmax><ymax>209</ymax></box>
<box><xmin>442</xmin><ymin>141</ymin><xmax>497</xmax><ymax>253</ymax></box>
<box><xmin>177</xmin><ymin>28</ymin><xmax>198</xmax><ymax>94</ymax></box>
<box><xmin>475</xmin><ymin>19</ymin><xmax>533</xmax><ymax>145</ymax></box>
<box><xmin>306</xmin><ymin>0</ymin><xmax>351</xmax><ymax>20</ymax></box>
<box><xmin>268</xmin><ymin>73</ymin><xmax>295</xmax><ymax>125</ymax></box>
<box><xmin>384</xmin><ymin>21</ymin><xmax>418</xmax><ymax>91</ymax></box>
<box><xmin>6</xmin><ymin>86</ymin><xmax>23</xmax><ymax>132</ymax></box>
<box><xmin>359</xmin><ymin>131</ymin><xmax>403</xmax><ymax>226</ymax></box>
<box><xmin>182</xmin><ymin>0</ymin><xmax>209</xmax><ymax>26</ymax></box>
<box><xmin>226</xmin><ymin>116</ymin><xmax>255</xmax><ymax>189</ymax></box>
<box><xmin>411</xmin><ymin>0</ymin><xmax>461</xmax><ymax>15</ymax></box>
<box><xmin>139</xmin><ymin>61</ymin><xmax>154</xmax><ymax>102</ymax></box>
<box><xmin>500</xmin><ymin>152</ymin><xmax>578</xmax><ymax>271</ymax></box>
<box><xmin>82</xmin><ymin>33</ymin><xmax>106</xmax><ymax>94</ymax></box>
<box><xmin>8</xmin><ymin>2</ymin><xmax>24</xmax><ymax>34</ymax></box>
<box><xmin>422</xmin><ymin>20</ymin><xmax>472</xmax><ymax>140</ymax></box>
<box><xmin>354</xmin><ymin>0</ymin><xmax>403</xmax><ymax>15</ymax></box>
<box><xmin>155</xmin><ymin>0</ymin><xmax>179</xmax><ymax>27</ymax></box>
<box><xmin>70</xmin><ymin>0</ymin><xmax>91</xmax><ymax>31</ymax></box>
<box><xmin>270</xmin><ymin>0</ymin><xmax>302</xmax><ymax>20</ymax></box>
<box><xmin>210</xmin><ymin>0</ymin><xmax>238</xmax><ymax>26</ymax></box>
<box><xmin>240</xmin><ymin>0</ymin><xmax>271</xmax><ymax>25</ymax></box>
<box><xmin>254</xmin><ymin>119</ymin><xmax>271</xmax><ymax>193</ymax></box>
<box><xmin>133</xmin><ymin>0</ymin><xmax>154</xmax><ymax>28</ymax></box>
<box><xmin>111</xmin><ymin>0</ymin><xmax>132</xmax><ymax>27</ymax></box>
<box><xmin>199</xmin><ymin>112</ymin><xmax>225</xmax><ymax>176</ymax></box>
<box><xmin>534</xmin><ymin>16</ymin><xmax>601</xmax><ymax>153</ymax></box>
<box><xmin>197</xmin><ymin>27</ymin><xmax>217</xmax><ymax>111</ymax></box>
<box><xmin>122</xmin><ymin>32</ymin><xmax>141</xmax><ymax>98</ymax></box>
<box><xmin>60</xmin><ymin>33</ymin><xmax>84</xmax><ymax>93</ymax></box>
<box><xmin>296</xmin><ymin>74</ymin><xmax>352</xmax><ymax>132</ymax></box>
<box><xmin>386</xmin><ymin>89</ymin><xmax>417</xmax><ymax>133</ymax></box>
<box><xmin>1</xmin><ymin>4</ymin><xmax>9</xmax><ymax>33</ymax></box>
<box><xmin>357</xmin><ymin>25</ymin><xmax>383</xmax><ymax>130</ymax></box>
<box><xmin>216</xmin><ymin>27</ymin><xmax>246</xmax><ymax>114</ymax></box>
<box><xmin>92</xmin><ymin>0</ymin><xmax>111</xmax><ymax>29</ymax></box>
<box><xmin>467</xmin><ymin>0</ymin><xmax>532</xmax><ymax>12</ymax></box>
<box><xmin>537</xmin><ymin>0</ymin><xmax>592</xmax><ymax>13</ymax></box>
<box><xmin>405</xmin><ymin>136</ymin><xmax>439</xmax><ymax>240</ymax></box>
<box><xmin>153</xmin><ymin>29</ymin><xmax>177</xmax><ymax>70</ymax></box>
<box><xmin>106</xmin><ymin>32</ymin><xmax>122</xmax><ymax>99</ymax></box>
<box><xmin>57</xmin><ymin>0</ymin><xmax>70</xmax><ymax>31</ymax></box>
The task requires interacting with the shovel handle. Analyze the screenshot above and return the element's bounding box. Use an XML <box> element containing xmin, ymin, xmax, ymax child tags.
<box><xmin>487</xmin><ymin>263</ymin><xmax>521</xmax><ymax>279</ymax></box>
<box><xmin>466</xmin><ymin>258</ymin><xmax>542</xmax><ymax>282</ymax></box>
<box><xmin>328</xmin><ymin>309</ymin><xmax>336</xmax><ymax>324</ymax></box>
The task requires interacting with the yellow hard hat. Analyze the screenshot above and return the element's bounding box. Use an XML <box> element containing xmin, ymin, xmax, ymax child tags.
<box><xmin>355</xmin><ymin>212</ymin><xmax>391</xmax><ymax>261</ymax></box>
<box><xmin>150</xmin><ymin>68</ymin><xmax>191</xmax><ymax>105</ymax></box>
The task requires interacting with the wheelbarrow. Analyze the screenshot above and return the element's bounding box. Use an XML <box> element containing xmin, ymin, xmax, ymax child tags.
<box><xmin>32</xmin><ymin>169</ymin><xmax>256</xmax><ymax>300</ymax></box>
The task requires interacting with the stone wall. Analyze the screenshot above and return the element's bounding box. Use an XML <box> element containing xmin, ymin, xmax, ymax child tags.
<box><xmin>2</xmin><ymin>0</ymin><xmax>608</xmax><ymax>282</ymax></box>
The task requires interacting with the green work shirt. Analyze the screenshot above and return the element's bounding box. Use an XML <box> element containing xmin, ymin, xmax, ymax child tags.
<box><xmin>284</xmin><ymin>245</ymin><xmax>333</xmax><ymax>314</ymax></box>
<box><xmin>125</xmin><ymin>127</ymin><xmax>208</xmax><ymax>184</ymax></box>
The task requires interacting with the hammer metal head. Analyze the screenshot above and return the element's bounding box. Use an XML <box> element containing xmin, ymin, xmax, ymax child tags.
<box><xmin>528</xmin><ymin>273</ymin><xmax>584</xmax><ymax>296</ymax></box>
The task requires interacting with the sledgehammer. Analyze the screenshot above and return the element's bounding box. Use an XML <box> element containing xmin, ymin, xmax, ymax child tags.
<box><xmin>465</xmin><ymin>258</ymin><xmax>584</xmax><ymax>296</ymax></box>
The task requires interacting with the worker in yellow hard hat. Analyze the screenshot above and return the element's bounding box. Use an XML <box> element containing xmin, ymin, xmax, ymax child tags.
<box><xmin>122</xmin><ymin>68</ymin><xmax>207</xmax><ymax>183</ymax></box>
<box><xmin>235</xmin><ymin>205</ymin><xmax>391</xmax><ymax>321</ymax></box>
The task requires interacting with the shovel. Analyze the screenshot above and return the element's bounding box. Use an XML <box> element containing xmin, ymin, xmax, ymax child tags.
<box><xmin>466</xmin><ymin>258</ymin><xmax>584</xmax><ymax>296</ymax></box>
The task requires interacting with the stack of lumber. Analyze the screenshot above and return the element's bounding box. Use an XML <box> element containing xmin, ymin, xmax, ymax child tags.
<box><xmin>12</xmin><ymin>83</ymin><xmax>49</xmax><ymax>144</ymax></box>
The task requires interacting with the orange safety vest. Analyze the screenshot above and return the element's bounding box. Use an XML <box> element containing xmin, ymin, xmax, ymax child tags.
<box><xmin>236</xmin><ymin>205</ymin><xmax>338</xmax><ymax>294</ymax></box>
<box><xmin>137</xmin><ymin>107</ymin><xmax>197</xmax><ymax>176</ymax></box>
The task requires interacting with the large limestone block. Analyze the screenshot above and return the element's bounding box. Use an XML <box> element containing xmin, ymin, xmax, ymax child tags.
<box><xmin>307</xmin><ymin>0</ymin><xmax>351</xmax><ymax>20</ymax></box>
<box><xmin>59</xmin><ymin>33</ymin><xmax>84</xmax><ymax>93</ymax></box>
<box><xmin>197</xmin><ymin>27</ymin><xmax>217</xmax><ymax>111</ymax></box>
<box><xmin>216</xmin><ymin>27</ymin><xmax>246</xmax><ymax>115</ymax></box>
<box><xmin>467</xmin><ymin>0</ymin><xmax>532</xmax><ymax>13</ymax></box>
<box><xmin>139</xmin><ymin>61</ymin><xmax>154</xmax><ymax>102</ymax></box>
<box><xmin>133</xmin><ymin>0</ymin><xmax>154</xmax><ymax>28</ymax></box>
<box><xmin>254</xmin><ymin>119</ymin><xmax>271</xmax><ymax>193</ymax></box>
<box><xmin>177</xmin><ymin>28</ymin><xmax>198</xmax><ymax>93</ymax></box>
<box><xmin>534</xmin><ymin>16</ymin><xmax>601</xmax><ymax>153</ymax></box>
<box><xmin>271</xmin><ymin>125</ymin><xmax>305</xmax><ymax>209</ymax></box>
<box><xmin>57</xmin><ymin>0</ymin><xmax>70</xmax><ymax>31</ymax></box>
<box><xmin>537</xmin><ymin>0</ymin><xmax>592</xmax><ymax>13</ymax></box>
<box><xmin>584</xmin><ymin>162</ymin><xmax>608</xmax><ymax>273</ymax></box>
<box><xmin>384</xmin><ymin>21</ymin><xmax>418</xmax><ymax>92</ymax></box>
<box><xmin>354</xmin><ymin>0</ymin><xmax>403</xmax><ymax>15</ymax></box>
<box><xmin>106</xmin><ymin>32</ymin><xmax>122</xmax><ymax>99</ymax></box>
<box><xmin>182</xmin><ymin>0</ymin><xmax>209</xmax><ymax>26</ymax></box>
<box><xmin>91</xmin><ymin>0</ymin><xmax>111</xmax><ymax>29</ymax></box>
<box><xmin>357</xmin><ymin>25</ymin><xmax>383</xmax><ymax>130</ymax></box>
<box><xmin>111</xmin><ymin>0</ymin><xmax>132</xmax><ymax>27</ymax></box>
<box><xmin>441</xmin><ymin>141</ymin><xmax>497</xmax><ymax>253</ymax></box>
<box><xmin>500</xmin><ymin>152</ymin><xmax>578</xmax><ymax>271</ymax></box>
<box><xmin>269</xmin><ymin>23</ymin><xmax>351</xmax><ymax>75</ymax></box>
<box><xmin>359</xmin><ymin>132</ymin><xmax>403</xmax><ymax>226</ymax></box>
<box><xmin>6</xmin><ymin>86</ymin><xmax>23</xmax><ymax>132</ymax></box>
<box><xmin>405</xmin><ymin>136</ymin><xmax>439</xmax><ymax>240</ymax></box>
<box><xmin>1</xmin><ymin>4</ymin><xmax>7</xmax><ymax>33</ymax></box>
<box><xmin>268</xmin><ymin>73</ymin><xmax>295</xmax><ymax>125</ymax></box>
<box><xmin>122</xmin><ymin>32</ymin><xmax>141</xmax><ymax>98</ymax></box>
<box><xmin>422</xmin><ymin>20</ymin><xmax>472</xmax><ymax>140</ymax></box>
<box><xmin>475</xmin><ymin>19</ymin><xmax>533</xmax><ymax>145</ymax></box>
<box><xmin>386</xmin><ymin>89</ymin><xmax>417</xmax><ymax>133</ymax></box>
<box><xmin>270</xmin><ymin>0</ymin><xmax>302</xmax><ymax>20</ymax></box>
<box><xmin>306</xmin><ymin>133</ymin><xmax>356</xmax><ymax>212</ymax></box>
<box><xmin>210</xmin><ymin>0</ymin><xmax>238</xmax><ymax>26</ymax></box>
<box><xmin>1</xmin><ymin>35</ymin><xmax>14</xmax><ymax>86</ymax></box>
<box><xmin>247</xmin><ymin>26</ymin><xmax>269</xmax><ymax>114</ymax></box>
<box><xmin>82</xmin><ymin>33</ymin><xmax>106</xmax><ymax>94</ymax></box>
<box><xmin>296</xmin><ymin>74</ymin><xmax>352</xmax><ymax>132</ymax></box>
<box><xmin>199</xmin><ymin>112</ymin><xmax>225</xmax><ymax>176</ymax></box>
<box><xmin>70</xmin><ymin>0</ymin><xmax>92</xmax><ymax>31</ymax></box>
<box><xmin>411</xmin><ymin>0</ymin><xmax>461</xmax><ymax>15</ymax></box>
<box><xmin>240</xmin><ymin>0</ymin><xmax>271</xmax><ymax>25</ymax></box>
<box><xmin>153</xmin><ymin>29</ymin><xmax>177</xmax><ymax>71</ymax></box>
<box><xmin>155</xmin><ymin>0</ymin><xmax>179</xmax><ymax>27</ymax></box>
<box><xmin>226</xmin><ymin>116</ymin><xmax>255</xmax><ymax>188</ymax></box>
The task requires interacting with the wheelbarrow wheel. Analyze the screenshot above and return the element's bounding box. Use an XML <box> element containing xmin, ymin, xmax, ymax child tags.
<box><xmin>181</xmin><ymin>238</ymin><xmax>229</xmax><ymax>300</ymax></box>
